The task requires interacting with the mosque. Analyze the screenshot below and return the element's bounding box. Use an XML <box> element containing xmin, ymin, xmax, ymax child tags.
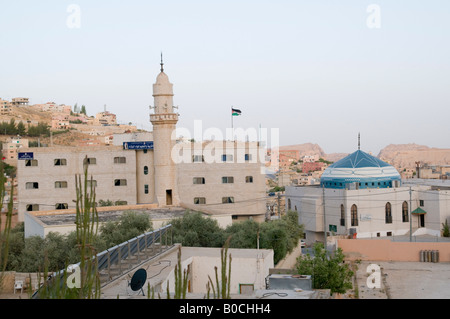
<box><xmin>286</xmin><ymin>147</ymin><xmax>450</xmax><ymax>244</ymax></box>
<box><xmin>17</xmin><ymin>59</ymin><xmax>267</xmax><ymax>227</ymax></box>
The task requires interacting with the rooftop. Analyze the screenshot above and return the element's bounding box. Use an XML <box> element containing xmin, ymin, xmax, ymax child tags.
<box><xmin>29</xmin><ymin>204</ymin><xmax>186</xmax><ymax>227</ymax></box>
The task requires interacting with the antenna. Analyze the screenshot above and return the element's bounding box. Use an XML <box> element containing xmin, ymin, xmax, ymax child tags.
<box><xmin>358</xmin><ymin>132</ymin><xmax>360</xmax><ymax>150</ymax></box>
<box><xmin>129</xmin><ymin>268</ymin><xmax>147</xmax><ymax>296</ymax></box>
<box><xmin>160</xmin><ymin>52</ymin><xmax>164</xmax><ymax>72</ymax></box>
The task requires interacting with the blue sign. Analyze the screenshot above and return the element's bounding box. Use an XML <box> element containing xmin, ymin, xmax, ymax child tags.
<box><xmin>123</xmin><ymin>141</ymin><xmax>154</xmax><ymax>150</ymax></box>
<box><xmin>18</xmin><ymin>152</ymin><xmax>34</xmax><ymax>160</ymax></box>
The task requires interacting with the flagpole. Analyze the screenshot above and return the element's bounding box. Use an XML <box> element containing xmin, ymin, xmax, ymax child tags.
<box><xmin>231</xmin><ymin>106</ymin><xmax>234</xmax><ymax>141</ymax></box>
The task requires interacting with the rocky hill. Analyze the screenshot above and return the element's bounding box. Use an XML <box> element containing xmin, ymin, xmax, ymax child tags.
<box><xmin>279</xmin><ymin>142</ymin><xmax>450</xmax><ymax>168</ymax></box>
<box><xmin>378</xmin><ymin>144</ymin><xmax>450</xmax><ymax>168</ymax></box>
<box><xmin>0</xmin><ymin>106</ymin><xmax>92</xmax><ymax>147</ymax></box>
<box><xmin>279</xmin><ymin>143</ymin><xmax>326</xmax><ymax>158</ymax></box>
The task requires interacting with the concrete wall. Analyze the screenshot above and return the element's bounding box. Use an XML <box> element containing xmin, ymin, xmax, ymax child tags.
<box><xmin>176</xmin><ymin>141</ymin><xmax>266</xmax><ymax>219</ymax></box>
<box><xmin>17</xmin><ymin>146</ymin><xmax>138</xmax><ymax>221</ymax></box>
<box><xmin>338</xmin><ymin>239</ymin><xmax>450</xmax><ymax>262</ymax></box>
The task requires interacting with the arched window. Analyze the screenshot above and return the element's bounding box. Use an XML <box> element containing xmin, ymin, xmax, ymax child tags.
<box><xmin>351</xmin><ymin>204</ymin><xmax>358</xmax><ymax>226</ymax></box>
<box><xmin>402</xmin><ymin>201</ymin><xmax>409</xmax><ymax>222</ymax></box>
<box><xmin>340</xmin><ymin>204</ymin><xmax>345</xmax><ymax>226</ymax></box>
<box><xmin>385</xmin><ymin>202</ymin><xmax>392</xmax><ymax>224</ymax></box>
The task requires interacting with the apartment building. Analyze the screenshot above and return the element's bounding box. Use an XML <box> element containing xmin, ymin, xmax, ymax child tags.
<box><xmin>0</xmin><ymin>98</ymin><xmax>11</xmax><ymax>115</ymax></box>
<box><xmin>2</xmin><ymin>136</ymin><xmax>29</xmax><ymax>165</ymax></box>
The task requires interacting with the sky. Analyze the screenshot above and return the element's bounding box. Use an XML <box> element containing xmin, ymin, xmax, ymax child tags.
<box><xmin>1</xmin><ymin>1</ymin><xmax>449</xmax><ymax>155</ymax></box>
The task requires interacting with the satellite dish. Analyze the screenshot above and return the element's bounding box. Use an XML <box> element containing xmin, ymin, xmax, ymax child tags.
<box><xmin>129</xmin><ymin>268</ymin><xmax>147</xmax><ymax>296</ymax></box>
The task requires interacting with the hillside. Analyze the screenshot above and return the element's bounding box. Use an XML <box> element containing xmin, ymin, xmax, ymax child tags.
<box><xmin>0</xmin><ymin>106</ymin><xmax>93</xmax><ymax>147</ymax></box>
<box><xmin>279</xmin><ymin>143</ymin><xmax>326</xmax><ymax>158</ymax></box>
<box><xmin>378</xmin><ymin>144</ymin><xmax>450</xmax><ymax>168</ymax></box>
<box><xmin>0</xmin><ymin>106</ymin><xmax>52</xmax><ymax>124</ymax></box>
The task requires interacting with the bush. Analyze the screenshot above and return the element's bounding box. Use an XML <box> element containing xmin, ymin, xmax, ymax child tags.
<box><xmin>99</xmin><ymin>211</ymin><xmax>153</xmax><ymax>249</ymax></box>
<box><xmin>170</xmin><ymin>211</ymin><xmax>225</xmax><ymax>247</ymax></box>
<box><xmin>296</xmin><ymin>242</ymin><xmax>354</xmax><ymax>294</ymax></box>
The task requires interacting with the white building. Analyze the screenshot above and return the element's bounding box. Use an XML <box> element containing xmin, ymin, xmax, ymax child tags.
<box><xmin>18</xmin><ymin>61</ymin><xmax>267</xmax><ymax>225</ymax></box>
<box><xmin>286</xmin><ymin>149</ymin><xmax>450</xmax><ymax>245</ymax></box>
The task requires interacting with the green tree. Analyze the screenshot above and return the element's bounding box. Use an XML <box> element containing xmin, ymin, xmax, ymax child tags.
<box><xmin>6</xmin><ymin>118</ymin><xmax>17</xmax><ymax>135</ymax></box>
<box><xmin>99</xmin><ymin>211</ymin><xmax>152</xmax><ymax>249</ymax></box>
<box><xmin>170</xmin><ymin>211</ymin><xmax>225</xmax><ymax>247</ymax></box>
<box><xmin>224</xmin><ymin>219</ymin><xmax>259</xmax><ymax>249</ymax></box>
<box><xmin>17</xmin><ymin>121</ymin><xmax>26</xmax><ymax>136</ymax></box>
<box><xmin>296</xmin><ymin>242</ymin><xmax>354</xmax><ymax>294</ymax></box>
<box><xmin>281</xmin><ymin>210</ymin><xmax>304</xmax><ymax>254</ymax></box>
<box><xmin>442</xmin><ymin>219</ymin><xmax>450</xmax><ymax>237</ymax></box>
<box><xmin>259</xmin><ymin>221</ymin><xmax>290</xmax><ymax>264</ymax></box>
<box><xmin>80</xmin><ymin>105</ymin><xmax>87</xmax><ymax>115</ymax></box>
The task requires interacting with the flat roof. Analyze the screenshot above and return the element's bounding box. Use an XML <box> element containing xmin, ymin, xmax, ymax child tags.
<box><xmin>30</xmin><ymin>205</ymin><xmax>186</xmax><ymax>226</ymax></box>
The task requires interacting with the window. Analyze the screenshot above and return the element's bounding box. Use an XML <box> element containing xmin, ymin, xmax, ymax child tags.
<box><xmin>222</xmin><ymin>154</ymin><xmax>233</xmax><ymax>162</ymax></box>
<box><xmin>144</xmin><ymin>184</ymin><xmax>149</xmax><ymax>194</ymax></box>
<box><xmin>222</xmin><ymin>176</ymin><xmax>234</xmax><ymax>184</ymax></box>
<box><xmin>245</xmin><ymin>176</ymin><xmax>253</xmax><ymax>183</ymax></box>
<box><xmin>222</xmin><ymin>197</ymin><xmax>235</xmax><ymax>204</ymax></box>
<box><xmin>54</xmin><ymin>158</ymin><xmax>67</xmax><ymax>166</ymax></box>
<box><xmin>114</xmin><ymin>157</ymin><xmax>126</xmax><ymax>164</ymax></box>
<box><xmin>87</xmin><ymin>180</ymin><xmax>97</xmax><ymax>188</ymax></box>
<box><xmin>419</xmin><ymin>200</ymin><xmax>424</xmax><ymax>207</ymax></box>
<box><xmin>245</xmin><ymin>154</ymin><xmax>252</xmax><ymax>161</ymax></box>
<box><xmin>26</xmin><ymin>204</ymin><xmax>39</xmax><ymax>211</ymax></box>
<box><xmin>193</xmin><ymin>177</ymin><xmax>206</xmax><ymax>184</ymax></box>
<box><xmin>402</xmin><ymin>201</ymin><xmax>409</xmax><ymax>222</ymax></box>
<box><xmin>55</xmin><ymin>203</ymin><xmax>68</xmax><ymax>210</ymax></box>
<box><xmin>288</xmin><ymin>198</ymin><xmax>291</xmax><ymax>210</ymax></box>
<box><xmin>83</xmin><ymin>157</ymin><xmax>97</xmax><ymax>165</ymax></box>
<box><xmin>192</xmin><ymin>155</ymin><xmax>204</xmax><ymax>163</ymax></box>
<box><xmin>144</xmin><ymin>166</ymin><xmax>149</xmax><ymax>175</ymax></box>
<box><xmin>114</xmin><ymin>179</ymin><xmax>127</xmax><ymax>186</ymax></box>
<box><xmin>385</xmin><ymin>202</ymin><xmax>392</xmax><ymax>224</ymax></box>
<box><xmin>351</xmin><ymin>204</ymin><xmax>358</xmax><ymax>226</ymax></box>
<box><xmin>340</xmin><ymin>204</ymin><xmax>345</xmax><ymax>226</ymax></box>
<box><xmin>55</xmin><ymin>181</ymin><xmax>68</xmax><ymax>188</ymax></box>
<box><xmin>26</xmin><ymin>182</ymin><xmax>39</xmax><ymax>189</ymax></box>
<box><xmin>194</xmin><ymin>197</ymin><xmax>206</xmax><ymax>204</ymax></box>
<box><xmin>25</xmin><ymin>159</ymin><xmax>38</xmax><ymax>167</ymax></box>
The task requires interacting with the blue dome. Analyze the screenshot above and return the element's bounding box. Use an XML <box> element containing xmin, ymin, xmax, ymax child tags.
<box><xmin>320</xmin><ymin>150</ymin><xmax>401</xmax><ymax>189</ymax></box>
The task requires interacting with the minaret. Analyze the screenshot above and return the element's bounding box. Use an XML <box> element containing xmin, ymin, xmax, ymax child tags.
<box><xmin>150</xmin><ymin>55</ymin><xmax>180</xmax><ymax>206</ymax></box>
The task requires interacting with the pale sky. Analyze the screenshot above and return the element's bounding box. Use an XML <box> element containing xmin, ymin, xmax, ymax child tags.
<box><xmin>1</xmin><ymin>1</ymin><xmax>449</xmax><ymax>155</ymax></box>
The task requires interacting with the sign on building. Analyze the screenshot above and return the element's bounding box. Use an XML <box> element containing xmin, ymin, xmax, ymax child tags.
<box><xmin>123</xmin><ymin>141</ymin><xmax>154</xmax><ymax>150</ymax></box>
<box><xmin>18</xmin><ymin>152</ymin><xmax>34</xmax><ymax>160</ymax></box>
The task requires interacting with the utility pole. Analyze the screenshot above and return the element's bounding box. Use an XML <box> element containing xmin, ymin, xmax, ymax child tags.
<box><xmin>323</xmin><ymin>185</ymin><xmax>327</xmax><ymax>247</ymax></box>
<box><xmin>277</xmin><ymin>193</ymin><xmax>281</xmax><ymax>218</ymax></box>
<box><xmin>409</xmin><ymin>186</ymin><xmax>412</xmax><ymax>242</ymax></box>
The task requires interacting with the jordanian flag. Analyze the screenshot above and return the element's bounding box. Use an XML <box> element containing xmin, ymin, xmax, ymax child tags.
<box><xmin>232</xmin><ymin>108</ymin><xmax>241</xmax><ymax>116</ymax></box>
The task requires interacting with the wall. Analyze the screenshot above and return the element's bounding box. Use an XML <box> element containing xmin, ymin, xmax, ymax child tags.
<box><xmin>189</xmin><ymin>249</ymin><xmax>274</xmax><ymax>294</ymax></box>
<box><xmin>338</xmin><ymin>239</ymin><xmax>450</xmax><ymax>262</ymax></box>
<box><xmin>176</xmin><ymin>141</ymin><xmax>266</xmax><ymax>219</ymax></box>
<box><xmin>17</xmin><ymin>146</ymin><xmax>138</xmax><ymax>221</ymax></box>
